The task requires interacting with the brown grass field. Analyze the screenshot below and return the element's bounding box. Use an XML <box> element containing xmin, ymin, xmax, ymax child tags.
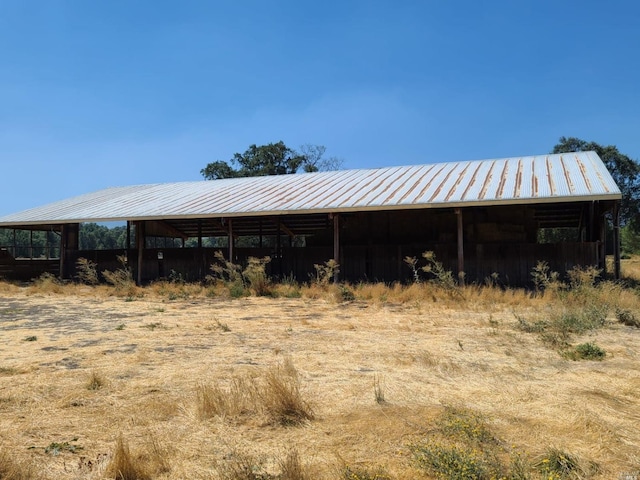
<box><xmin>1</xmin><ymin>259</ymin><xmax>639</xmax><ymax>479</ymax></box>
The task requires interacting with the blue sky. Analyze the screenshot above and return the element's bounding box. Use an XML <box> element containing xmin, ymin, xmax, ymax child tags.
<box><xmin>1</xmin><ymin>0</ymin><xmax>639</xmax><ymax>216</ymax></box>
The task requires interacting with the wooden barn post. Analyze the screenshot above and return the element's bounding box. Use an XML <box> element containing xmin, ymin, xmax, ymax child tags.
<box><xmin>613</xmin><ymin>201</ymin><xmax>621</xmax><ymax>279</ymax></box>
<box><xmin>228</xmin><ymin>218</ymin><xmax>234</xmax><ymax>262</ymax></box>
<box><xmin>332</xmin><ymin>213</ymin><xmax>340</xmax><ymax>283</ymax></box>
<box><xmin>135</xmin><ymin>221</ymin><xmax>145</xmax><ymax>285</ymax></box>
<box><xmin>455</xmin><ymin>208</ymin><xmax>465</xmax><ymax>285</ymax></box>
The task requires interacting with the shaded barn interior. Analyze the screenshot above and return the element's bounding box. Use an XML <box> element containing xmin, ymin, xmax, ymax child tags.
<box><xmin>0</xmin><ymin>152</ymin><xmax>623</xmax><ymax>286</ymax></box>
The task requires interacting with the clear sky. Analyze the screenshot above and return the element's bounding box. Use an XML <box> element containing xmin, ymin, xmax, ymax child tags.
<box><xmin>1</xmin><ymin>0</ymin><xmax>639</xmax><ymax>216</ymax></box>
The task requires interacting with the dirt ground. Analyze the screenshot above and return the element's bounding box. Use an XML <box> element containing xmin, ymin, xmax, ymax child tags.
<box><xmin>0</xmin><ymin>285</ymin><xmax>639</xmax><ymax>479</ymax></box>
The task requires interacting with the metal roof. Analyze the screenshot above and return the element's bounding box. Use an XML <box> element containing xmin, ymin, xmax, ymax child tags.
<box><xmin>0</xmin><ymin>151</ymin><xmax>622</xmax><ymax>228</ymax></box>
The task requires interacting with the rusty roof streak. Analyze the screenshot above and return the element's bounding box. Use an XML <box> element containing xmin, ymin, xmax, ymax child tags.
<box><xmin>413</xmin><ymin>163</ymin><xmax>449</xmax><ymax>202</ymax></box>
<box><xmin>513</xmin><ymin>158</ymin><xmax>523</xmax><ymax>198</ymax></box>
<box><xmin>496</xmin><ymin>161</ymin><xmax>510</xmax><ymax>199</ymax></box>
<box><xmin>428</xmin><ymin>163</ymin><xmax>457</xmax><ymax>202</ymax></box>
<box><xmin>460</xmin><ymin>161</ymin><xmax>483</xmax><ymax>200</ymax></box>
<box><xmin>383</xmin><ymin>164</ymin><xmax>430</xmax><ymax>204</ymax></box>
<box><xmin>546</xmin><ymin>156</ymin><xmax>557</xmax><ymax>196</ymax></box>
<box><xmin>445</xmin><ymin>163</ymin><xmax>472</xmax><ymax>201</ymax></box>
<box><xmin>560</xmin><ymin>155</ymin><xmax>575</xmax><ymax>194</ymax></box>
<box><xmin>399</xmin><ymin>164</ymin><xmax>437</xmax><ymax>202</ymax></box>
<box><xmin>478</xmin><ymin>160</ymin><xmax>496</xmax><ymax>200</ymax></box>
<box><xmin>576</xmin><ymin>154</ymin><xmax>593</xmax><ymax>193</ymax></box>
<box><xmin>305</xmin><ymin>169</ymin><xmax>373</xmax><ymax>209</ymax></box>
<box><xmin>350</xmin><ymin>167</ymin><xmax>403</xmax><ymax>207</ymax></box>
<box><xmin>585</xmin><ymin>151</ymin><xmax>610</xmax><ymax>194</ymax></box>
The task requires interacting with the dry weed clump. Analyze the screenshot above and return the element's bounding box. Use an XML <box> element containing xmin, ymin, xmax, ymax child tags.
<box><xmin>196</xmin><ymin>375</ymin><xmax>259</xmax><ymax>420</ymax></box>
<box><xmin>76</xmin><ymin>257</ymin><xmax>99</xmax><ymax>285</ymax></box>
<box><xmin>262</xmin><ymin>360</ymin><xmax>315</xmax><ymax>426</ymax></box>
<box><xmin>0</xmin><ymin>447</ymin><xmax>36</xmax><ymax>480</ymax></box>
<box><xmin>104</xmin><ymin>435</ymin><xmax>151</xmax><ymax>480</ymax></box>
<box><xmin>27</xmin><ymin>272</ymin><xmax>64</xmax><ymax>294</ymax></box>
<box><xmin>197</xmin><ymin>359</ymin><xmax>313</xmax><ymax>426</ymax></box>
<box><xmin>104</xmin><ymin>434</ymin><xmax>171</xmax><ymax>480</ymax></box>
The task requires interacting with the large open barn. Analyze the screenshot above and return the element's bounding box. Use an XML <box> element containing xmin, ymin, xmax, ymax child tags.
<box><xmin>0</xmin><ymin>152</ymin><xmax>622</xmax><ymax>285</ymax></box>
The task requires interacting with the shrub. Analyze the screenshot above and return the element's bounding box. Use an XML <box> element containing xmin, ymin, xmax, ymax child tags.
<box><xmin>531</xmin><ymin>261</ymin><xmax>561</xmax><ymax>294</ymax></box>
<box><xmin>76</xmin><ymin>257</ymin><xmax>99</xmax><ymax>285</ymax></box>
<box><xmin>340</xmin><ymin>464</ymin><xmax>392</xmax><ymax>480</ymax></box>
<box><xmin>209</xmin><ymin>252</ymin><xmax>272</xmax><ymax>297</ymax></box>
<box><xmin>616</xmin><ymin>308</ymin><xmax>640</xmax><ymax>327</ymax></box>
<box><xmin>312</xmin><ymin>259</ymin><xmax>339</xmax><ymax>285</ymax></box>
<box><xmin>564</xmin><ymin>342</ymin><xmax>606</xmax><ymax>361</ymax></box>
<box><xmin>411</xmin><ymin>406</ymin><xmax>507</xmax><ymax>479</ymax></box>
<box><xmin>566</xmin><ymin>265</ymin><xmax>601</xmax><ymax>290</ymax></box>
<box><xmin>412</xmin><ymin>441</ymin><xmax>492</xmax><ymax>480</ymax></box>
<box><xmin>437</xmin><ymin>406</ymin><xmax>497</xmax><ymax>445</ymax></box>
<box><xmin>209</xmin><ymin>250</ymin><xmax>243</xmax><ymax>284</ymax></box>
<box><xmin>102</xmin><ymin>255</ymin><xmax>136</xmax><ymax>294</ymax></box>
<box><xmin>535</xmin><ymin>448</ymin><xmax>586</xmax><ymax>479</ymax></box>
<box><xmin>243</xmin><ymin>256</ymin><xmax>272</xmax><ymax>296</ymax></box>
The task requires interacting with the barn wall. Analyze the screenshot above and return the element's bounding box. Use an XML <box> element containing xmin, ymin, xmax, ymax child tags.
<box><xmin>0</xmin><ymin>202</ymin><xmax>611</xmax><ymax>286</ymax></box>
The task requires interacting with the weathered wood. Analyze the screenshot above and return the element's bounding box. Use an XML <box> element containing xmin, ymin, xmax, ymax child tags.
<box><xmin>333</xmin><ymin>213</ymin><xmax>340</xmax><ymax>283</ymax></box>
<box><xmin>228</xmin><ymin>218</ymin><xmax>234</xmax><ymax>262</ymax></box>
<box><xmin>455</xmin><ymin>208</ymin><xmax>464</xmax><ymax>284</ymax></box>
<box><xmin>614</xmin><ymin>201</ymin><xmax>621</xmax><ymax>279</ymax></box>
<box><xmin>136</xmin><ymin>221</ymin><xmax>145</xmax><ymax>285</ymax></box>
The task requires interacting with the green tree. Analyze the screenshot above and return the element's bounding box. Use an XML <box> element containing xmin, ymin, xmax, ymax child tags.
<box><xmin>200</xmin><ymin>141</ymin><xmax>341</xmax><ymax>180</ymax></box>
<box><xmin>553</xmin><ymin>137</ymin><xmax>640</xmax><ymax>230</ymax></box>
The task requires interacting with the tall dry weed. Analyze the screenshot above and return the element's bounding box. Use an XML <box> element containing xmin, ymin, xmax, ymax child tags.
<box><xmin>0</xmin><ymin>448</ymin><xmax>36</xmax><ymax>480</ymax></box>
<box><xmin>262</xmin><ymin>360</ymin><xmax>314</xmax><ymax>426</ymax></box>
<box><xmin>104</xmin><ymin>435</ymin><xmax>151</xmax><ymax>480</ymax></box>
<box><xmin>196</xmin><ymin>376</ymin><xmax>258</xmax><ymax>420</ymax></box>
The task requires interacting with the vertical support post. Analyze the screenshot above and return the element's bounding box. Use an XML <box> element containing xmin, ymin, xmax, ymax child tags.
<box><xmin>126</xmin><ymin>222</ymin><xmax>131</xmax><ymax>249</ymax></box>
<box><xmin>197</xmin><ymin>219</ymin><xmax>203</xmax><ymax>279</ymax></box>
<box><xmin>228</xmin><ymin>218</ymin><xmax>233</xmax><ymax>262</ymax></box>
<box><xmin>276</xmin><ymin>219</ymin><xmax>282</xmax><ymax>276</ymax></box>
<box><xmin>59</xmin><ymin>225</ymin><xmax>67</xmax><ymax>280</ymax></box>
<box><xmin>455</xmin><ymin>208</ymin><xmax>465</xmax><ymax>285</ymax></box>
<box><xmin>333</xmin><ymin>213</ymin><xmax>340</xmax><ymax>283</ymax></box>
<box><xmin>613</xmin><ymin>201</ymin><xmax>621</xmax><ymax>280</ymax></box>
<box><xmin>588</xmin><ymin>201</ymin><xmax>595</xmax><ymax>242</ymax></box>
<box><xmin>136</xmin><ymin>221</ymin><xmax>145</xmax><ymax>285</ymax></box>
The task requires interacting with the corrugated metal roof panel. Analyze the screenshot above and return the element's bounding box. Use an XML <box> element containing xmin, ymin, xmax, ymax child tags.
<box><xmin>0</xmin><ymin>151</ymin><xmax>622</xmax><ymax>227</ymax></box>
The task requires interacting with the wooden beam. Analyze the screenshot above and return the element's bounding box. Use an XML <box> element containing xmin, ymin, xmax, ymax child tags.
<box><xmin>332</xmin><ymin>213</ymin><xmax>340</xmax><ymax>283</ymax></box>
<box><xmin>59</xmin><ymin>225</ymin><xmax>67</xmax><ymax>280</ymax></box>
<box><xmin>613</xmin><ymin>201</ymin><xmax>621</xmax><ymax>280</ymax></box>
<box><xmin>145</xmin><ymin>220</ymin><xmax>188</xmax><ymax>240</ymax></box>
<box><xmin>136</xmin><ymin>221</ymin><xmax>145</xmax><ymax>285</ymax></box>
<box><xmin>272</xmin><ymin>217</ymin><xmax>296</xmax><ymax>239</ymax></box>
<box><xmin>228</xmin><ymin>218</ymin><xmax>234</xmax><ymax>262</ymax></box>
<box><xmin>455</xmin><ymin>208</ymin><xmax>464</xmax><ymax>285</ymax></box>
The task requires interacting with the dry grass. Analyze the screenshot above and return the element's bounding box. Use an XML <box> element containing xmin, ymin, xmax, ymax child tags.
<box><xmin>104</xmin><ymin>435</ymin><xmax>150</xmax><ymax>480</ymax></box>
<box><xmin>1</xmin><ymin>257</ymin><xmax>640</xmax><ymax>479</ymax></box>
